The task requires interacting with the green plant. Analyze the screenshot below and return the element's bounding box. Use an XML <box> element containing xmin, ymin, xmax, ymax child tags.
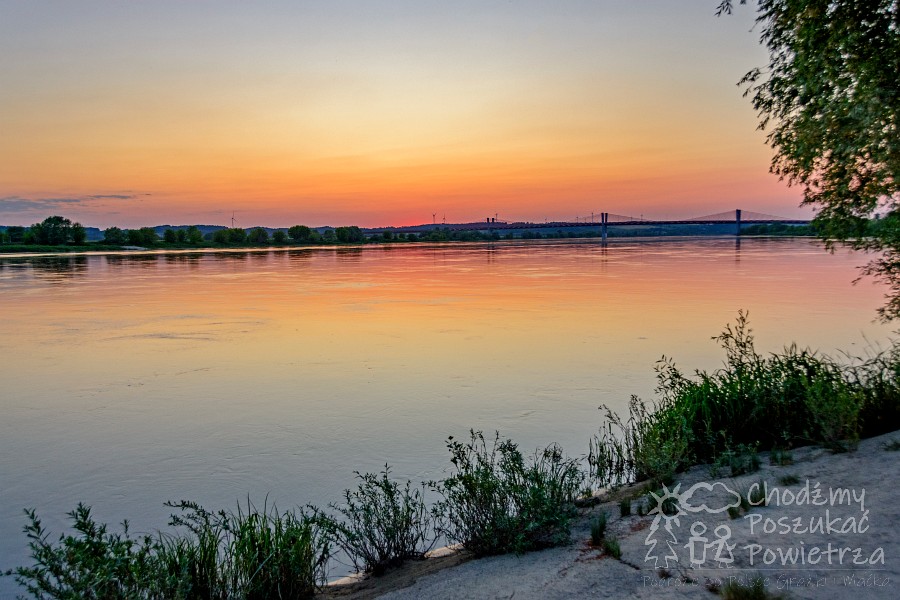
<box><xmin>164</xmin><ymin>498</ymin><xmax>330</xmax><ymax>599</ymax></box>
<box><xmin>778</xmin><ymin>474</ymin><xmax>800</xmax><ymax>486</ymax></box>
<box><xmin>591</xmin><ymin>313</ymin><xmax>897</xmax><ymax>488</ymax></box>
<box><xmin>747</xmin><ymin>481</ymin><xmax>768</xmax><ymax>508</ymax></box>
<box><xmin>727</xmin><ymin>505</ymin><xmax>742</xmax><ymax>520</ymax></box>
<box><xmin>434</xmin><ymin>431</ymin><xmax>583</xmax><ymax>557</ymax></box>
<box><xmin>321</xmin><ymin>466</ymin><xmax>435</xmax><ymax>575</ymax></box>
<box><xmin>618</xmin><ymin>498</ymin><xmax>632</xmax><ymax>517</ymax></box>
<box><xmin>602</xmin><ymin>537</ymin><xmax>621</xmax><ymax>559</ymax></box>
<box><xmin>885</xmin><ymin>439</ymin><xmax>900</xmax><ymax>451</ymax></box>
<box><xmin>589</xmin><ymin>512</ymin><xmax>607</xmax><ymax>546</ymax></box>
<box><xmin>769</xmin><ymin>449</ymin><xmax>793</xmax><ymax>466</ymax></box>
<box><xmin>3</xmin><ymin>504</ymin><xmax>162</xmax><ymax>599</ymax></box>
<box><xmin>721</xmin><ymin>575</ymin><xmax>783</xmax><ymax>600</ymax></box>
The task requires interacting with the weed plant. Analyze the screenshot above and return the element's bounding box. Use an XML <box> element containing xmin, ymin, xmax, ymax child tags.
<box><xmin>434</xmin><ymin>431</ymin><xmax>583</xmax><ymax>557</ymax></box>
<box><xmin>4</xmin><ymin>500</ymin><xmax>330</xmax><ymax>600</ymax></box>
<box><xmin>589</xmin><ymin>312</ymin><xmax>900</xmax><ymax>488</ymax></box>
<box><xmin>320</xmin><ymin>467</ymin><xmax>435</xmax><ymax>575</ymax></box>
<box><xmin>602</xmin><ymin>537</ymin><xmax>621</xmax><ymax>559</ymax></box>
<box><xmin>618</xmin><ymin>498</ymin><xmax>631</xmax><ymax>517</ymax></box>
<box><xmin>589</xmin><ymin>512</ymin><xmax>607</xmax><ymax>546</ymax></box>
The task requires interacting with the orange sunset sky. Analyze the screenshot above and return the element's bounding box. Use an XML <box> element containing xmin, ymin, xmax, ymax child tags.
<box><xmin>0</xmin><ymin>1</ymin><xmax>808</xmax><ymax>229</ymax></box>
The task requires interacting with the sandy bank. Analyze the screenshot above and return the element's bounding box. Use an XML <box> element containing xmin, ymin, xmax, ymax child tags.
<box><xmin>324</xmin><ymin>431</ymin><xmax>899</xmax><ymax>599</ymax></box>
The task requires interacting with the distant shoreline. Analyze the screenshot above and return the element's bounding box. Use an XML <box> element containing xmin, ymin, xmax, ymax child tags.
<box><xmin>0</xmin><ymin>234</ymin><xmax>817</xmax><ymax>260</ymax></box>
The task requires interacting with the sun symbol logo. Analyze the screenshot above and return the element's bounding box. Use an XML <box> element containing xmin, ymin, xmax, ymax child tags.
<box><xmin>647</xmin><ymin>483</ymin><xmax>683</xmax><ymax>526</ymax></box>
<box><xmin>644</xmin><ymin>484</ymin><xmax>684</xmax><ymax>568</ymax></box>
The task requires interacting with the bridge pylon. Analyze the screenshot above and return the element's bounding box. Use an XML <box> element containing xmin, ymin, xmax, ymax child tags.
<box><xmin>736</xmin><ymin>209</ymin><xmax>742</xmax><ymax>236</ymax></box>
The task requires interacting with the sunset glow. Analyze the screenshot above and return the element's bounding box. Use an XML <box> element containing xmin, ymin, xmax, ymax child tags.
<box><xmin>0</xmin><ymin>1</ymin><xmax>807</xmax><ymax>228</ymax></box>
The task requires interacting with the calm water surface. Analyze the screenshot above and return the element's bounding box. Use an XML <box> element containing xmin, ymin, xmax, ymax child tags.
<box><xmin>0</xmin><ymin>238</ymin><xmax>890</xmax><ymax>591</ymax></box>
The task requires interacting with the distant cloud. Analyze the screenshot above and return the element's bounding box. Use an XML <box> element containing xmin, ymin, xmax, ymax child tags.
<box><xmin>0</xmin><ymin>193</ymin><xmax>149</xmax><ymax>214</ymax></box>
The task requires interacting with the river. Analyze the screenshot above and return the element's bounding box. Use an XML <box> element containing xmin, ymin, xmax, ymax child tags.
<box><xmin>0</xmin><ymin>238</ymin><xmax>890</xmax><ymax>594</ymax></box>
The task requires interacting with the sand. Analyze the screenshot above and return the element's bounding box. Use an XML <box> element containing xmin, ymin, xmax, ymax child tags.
<box><xmin>323</xmin><ymin>430</ymin><xmax>900</xmax><ymax>599</ymax></box>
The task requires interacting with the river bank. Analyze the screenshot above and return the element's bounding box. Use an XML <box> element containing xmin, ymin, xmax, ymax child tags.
<box><xmin>325</xmin><ymin>431</ymin><xmax>899</xmax><ymax>599</ymax></box>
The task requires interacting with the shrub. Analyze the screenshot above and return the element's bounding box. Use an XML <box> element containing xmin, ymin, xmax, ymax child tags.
<box><xmin>602</xmin><ymin>537</ymin><xmax>621</xmax><ymax>559</ymax></box>
<box><xmin>590</xmin><ymin>313</ymin><xmax>900</xmax><ymax>488</ymax></box>
<box><xmin>434</xmin><ymin>431</ymin><xmax>583</xmax><ymax>557</ymax></box>
<box><xmin>618</xmin><ymin>498</ymin><xmax>632</xmax><ymax>517</ymax></box>
<box><xmin>589</xmin><ymin>512</ymin><xmax>607</xmax><ymax>546</ymax></box>
<box><xmin>5</xmin><ymin>500</ymin><xmax>331</xmax><ymax>600</ymax></box>
<box><xmin>3</xmin><ymin>504</ymin><xmax>162</xmax><ymax>599</ymax></box>
<box><xmin>320</xmin><ymin>467</ymin><xmax>435</xmax><ymax>575</ymax></box>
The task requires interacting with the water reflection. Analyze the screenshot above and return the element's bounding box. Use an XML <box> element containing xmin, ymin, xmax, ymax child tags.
<box><xmin>23</xmin><ymin>256</ymin><xmax>89</xmax><ymax>280</ymax></box>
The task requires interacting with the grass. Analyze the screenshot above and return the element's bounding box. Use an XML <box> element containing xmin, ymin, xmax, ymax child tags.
<box><xmin>778</xmin><ymin>474</ymin><xmax>800</xmax><ymax>485</ymax></box>
<box><xmin>320</xmin><ymin>466</ymin><xmax>435</xmax><ymax>575</ymax></box>
<box><xmin>3</xmin><ymin>500</ymin><xmax>331</xmax><ymax>600</ymax></box>
<box><xmin>602</xmin><ymin>537</ymin><xmax>621</xmax><ymax>559</ymax></box>
<box><xmin>434</xmin><ymin>430</ymin><xmax>583</xmax><ymax>557</ymax></box>
<box><xmin>589</xmin><ymin>512</ymin><xmax>608</xmax><ymax>546</ymax></box>
<box><xmin>884</xmin><ymin>439</ymin><xmax>900</xmax><ymax>451</ymax></box>
<box><xmin>618</xmin><ymin>498</ymin><xmax>632</xmax><ymax>517</ymax></box>
<box><xmin>721</xmin><ymin>576</ymin><xmax>783</xmax><ymax>600</ymax></box>
<box><xmin>589</xmin><ymin>312</ymin><xmax>900</xmax><ymax>489</ymax></box>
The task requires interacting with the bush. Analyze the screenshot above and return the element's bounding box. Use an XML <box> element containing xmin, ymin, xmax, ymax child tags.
<box><xmin>320</xmin><ymin>467</ymin><xmax>435</xmax><ymax>575</ymax></box>
<box><xmin>3</xmin><ymin>504</ymin><xmax>162</xmax><ymax>599</ymax></box>
<box><xmin>4</xmin><ymin>500</ymin><xmax>331</xmax><ymax>600</ymax></box>
<box><xmin>434</xmin><ymin>431</ymin><xmax>583</xmax><ymax>557</ymax></box>
<box><xmin>590</xmin><ymin>312</ymin><xmax>900</xmax><ymax>488</ymax></box>
<box><xmin>590</xmin><ymin>512</ymin><xmax>607</xmax><ymax>546</ymax></box>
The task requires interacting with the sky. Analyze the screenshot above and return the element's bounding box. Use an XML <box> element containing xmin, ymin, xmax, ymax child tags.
<box><xmin>0</xmin><ymin>1</ymin><xmax>809</xmax><ymax>229</ymax></box>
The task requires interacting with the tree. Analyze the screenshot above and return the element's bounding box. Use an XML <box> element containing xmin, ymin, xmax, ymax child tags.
<box><xmin>71</xmin><ymin>223</ymin><xmax>87</xmax><ymax>245</ymax></box>
<box><xmin>273</xmin><ymin>230</ymin><xmax>287</xmax><ymax>244</ymax></box>
<box><xmin>247</xmin><ymin>227</ymin><xmax>269</xmax><ymax>244</ymax></box>
<box><xmin>103</xmin><ymin>227</ymin><xmax>127</xmax><ymax>245</ymax></box>
<box><xmin>30</xmin><ymin>216</ymin><xmax>74</xmax><ymax>245</ymax></box>
<box><xmin>163</xmin><ymin>229</ymin><xmax>177</xmax><ymax>244</ymax></box>
<box><xmin>175</xmin><ymin>229</ymin><xmax>187</xmax><ymax>243</ymax></box>
<box><xmin>227</xmin><ymin>228</ymin><xmax>247</xmax><ymax>244</ymax></box>
<box><xmin>126</xmin><ymin>227</ymin><xmax>157</xmax><ymax>247</ymax></box>
<box><xmin>185</xmin><ymin>226</ymin><xmax>203</xmax><ymax>244</ymax></box>
<box><xmin>719</xmin><ymin>1</ymin><xmax>900</xmax><ymax>318</ymax></box>
<box><xmin>288</xmin><ymin>225</ymin><xmax>312</xmax><ymax>242</ymax></box>
<box><xmin>6</xmin><ymin>225</ymin><xmax>26</xmax><ymax>243</ymax></box>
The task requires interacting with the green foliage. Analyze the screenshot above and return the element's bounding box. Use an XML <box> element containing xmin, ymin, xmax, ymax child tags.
<box><xmin>246</xmin><ymin>228</ymin><xmax>268</xmax><ymax>244</ymax></box>
<box><xmin>618</xmin><ymin>498</ymin><xmax>631</xmax><ymax>517</ymax></box>
<box><xmin>4</xmin><ymin>504</ymin><xmax>163</xmax><ymax>599</ymax></box>
<box><xmin>434</xmin><ymin>431</ymin><xmax>583</xmax><ymax>557</ymax></box>
<box><xmin>769</xmin><ymin>448</ymin><xmax>793</xmax><ymax>466</ymax></box>
<box><xmin>6</xmin><ymin>225</ymin><xmax>26</xmax><ymax>243</ymax></box>
<box><xmin>591</xmin><ymin>312</ymin><xmax>900</xmax><ymax>487</ymax></box>
<box><xmin>720</xmin><ymin>575</ymin><xmax>783</xmax><ymax>600</ymax></box>
<box><xmin>164</xmin><ymin>499</ymin><xmax>329</xmax><ymax>599</ymax></box>
<box><xmin>29</xmin><ymin>216</ymin><xmax>81</xmax><ymax>245</ymax></box>
<box><xmin>127</xmin><ymin>228</ymin><xmax>158</xmax><ymax>247</ymax></box>
<box><xmin>320</xmin><ymin>467</ymin><xmax>435</xmax><ymax>575</ymax></box>
<box><xmin>4</xmin><ymin>501</ymin><xmax>330</xmax><ymax>600</ymax></box>
<box><xmin>287</xmin><ymin>225</ymin><xmax>311</xmax><ymax>242</ymax></box>
<box><xmin>164</xmin><ymin>229</ymin><xmax>177</xmax><ymax>244</ymax></box>
<box><xmin>778</xmin><ymin>474</ymin><xmax>800</xmax><ymax>485</ymax></box>
<box><xmin>720</xmin><ymin>1</ymin><xmax>900</xmax><ymax>320</ymax></box>
<box><xmin>103</xmin><ymin>227</ymin><xmax>127</xmax><ymax>245</ymax></box>
<box><xmin>601</xmin><ymin>537</ymin><xmax>621</xmax><ymax>559</ymax></box>
<box><xmin>185</xmin><ymin>226</ymin><xmax>203</xmax><ymax>245</ymax></box>
<box><xmin>589</xmin><ymin>512</ymin><xmax>607</xmax><ymax>546</ymax></box>
<box><xmin>272</xmin><ymin>230</ymin><xmax>287</xmax><ymax>244</ymax></box>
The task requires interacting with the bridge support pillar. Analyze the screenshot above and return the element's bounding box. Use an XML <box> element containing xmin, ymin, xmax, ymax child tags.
<box><xmin>601</xmin><ymin>212</ymin><xmax>608</xmax><ymax>241</ymax></box>
<box><xmin>736</xmin><ymin>209</ymin><xmax>742</xmax><ymax>236</ymax></box>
